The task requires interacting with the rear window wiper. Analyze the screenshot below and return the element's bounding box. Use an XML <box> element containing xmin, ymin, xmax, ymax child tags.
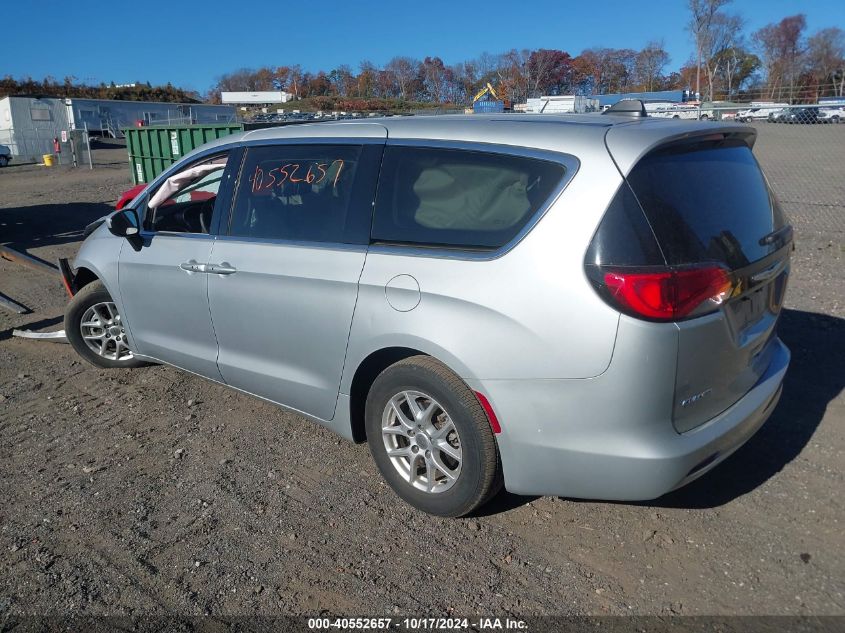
<box><xmin>759</xmin><ymin>224</ymin><xmax>793</xmax><ymax>247</ymax></box>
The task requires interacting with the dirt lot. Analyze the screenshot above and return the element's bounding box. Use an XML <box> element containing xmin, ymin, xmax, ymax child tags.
<box><xmin>0</xmin><ymin>126</ymin><xmax>843</xmax><ymax>619</ymax></box>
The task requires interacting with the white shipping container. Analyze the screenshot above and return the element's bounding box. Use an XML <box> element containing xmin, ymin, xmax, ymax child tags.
<box><xmin>221</xmin><ymin>91</ymin><xmax>292</xmax><ymax>104</ymax></box>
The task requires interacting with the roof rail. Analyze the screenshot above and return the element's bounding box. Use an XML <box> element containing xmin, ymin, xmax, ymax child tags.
<box><xmin>603</xmin><ymin>99</ymin><xmax>648</xmax><ymax>118</ymax></box>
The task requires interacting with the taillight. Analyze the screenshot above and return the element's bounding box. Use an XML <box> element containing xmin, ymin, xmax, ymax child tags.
<box><xmin>599</xmin><ymin>266</ymin><xmax>733</xmax><ymax>321</ymax></box>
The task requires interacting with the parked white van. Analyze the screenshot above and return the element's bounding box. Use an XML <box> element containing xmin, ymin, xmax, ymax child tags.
<box><xmin>735</xmin><ymin>103</ymin><xmax>790</xmax><ymax>123</ymax></box>
<box><xmin>818</xmin><ymin>106</ymin><xmax>845</xmax><ymax>123</ymax></box>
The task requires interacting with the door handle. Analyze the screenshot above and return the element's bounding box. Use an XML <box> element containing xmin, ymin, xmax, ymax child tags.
<box><xmin>206</xmin><ymin>262</ymin><xmax>237</xmax><ymax>275</ymax></box>
<box><xmin>179</xmin><ymin>260</ymin><xmax>207</xmax><ymax>273</ymax></box>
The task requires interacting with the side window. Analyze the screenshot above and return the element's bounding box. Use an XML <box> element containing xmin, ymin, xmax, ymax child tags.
<box><xmin>145</xmin><ymin>153</ymin><xmax>229</xmax><ymax>234</ymax></box>
<box><xmin>372</xmin><ymin>146</ymin><xmax>567</xmax><ymax>249</ymax></box>
<box><xmin>229</xmin><ymin>144</ymin><xmax>381</xmax><ymax>244</ymax></box>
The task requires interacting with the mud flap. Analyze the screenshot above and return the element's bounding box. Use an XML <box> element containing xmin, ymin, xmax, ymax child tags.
<box><xmin>57</xmin><ymin>258</ymin><xmax>76</xmax><ymax>297</ymax></box>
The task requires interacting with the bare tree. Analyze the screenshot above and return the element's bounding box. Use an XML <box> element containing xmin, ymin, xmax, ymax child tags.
<box><xmin>635</xmin><ymin>41</ymin><xmax>670</xmax><ymax>91</ymax></box>
<box><xmin>385</xmin><ymin>56</ymin><xmax>418</xmax><ymax>100</ymax></box>
<box><xmin>688</xmin><ymin>0</ymin><xmax>731</xmax><ymax>97</ymax></box>
<box><xmin>702</xmin><ymin>13</ymin><xmax>744</xmax><ymax>100</ymax></box>
<box><xmin>716</xmin><ymin>44</ymin><xmax>759</xmax><ymax>98</ymax></box>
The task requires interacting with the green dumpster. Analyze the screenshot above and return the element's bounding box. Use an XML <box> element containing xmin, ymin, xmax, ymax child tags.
<box><xmin>123</xmin><ymin>123</ymin><xmax>243</xmax><ymax>185</ymax></box>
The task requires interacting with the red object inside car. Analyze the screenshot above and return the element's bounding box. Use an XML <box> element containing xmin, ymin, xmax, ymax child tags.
<box><xmin>115</xmin><ymin>185</ymin><xmax>214</xmax><ymax>210</ymax></box>
<box><xmin>115</xmin><ymin>184</ymin><xmax>146</xmax><ymax>210</ymax></box>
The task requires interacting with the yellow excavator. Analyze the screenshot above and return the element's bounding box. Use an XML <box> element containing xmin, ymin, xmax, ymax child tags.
<box><xmin>472</xmin><ymin>82</ymin><xmax>498</xmax><ymax>103</ymax></box>
<box><xmin>466</xmin><ymin>82</ymin><xmax>500</xmax><ymax>114</ymax></box>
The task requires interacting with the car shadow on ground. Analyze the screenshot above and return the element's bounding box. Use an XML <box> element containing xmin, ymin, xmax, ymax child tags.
<box><xmin>477</xmin><ymin>308</ymin><xmax>844</xmax><ymax>516</ymax></box>
<box><xmin>0</xmin><ymin>202</ymin><xmax>113</xmax><ymax>251</ymax></box>
<box><xmin>655</xmin><ymin>308</ymin><xmax>844</xmax><ymax>509</ymax></box>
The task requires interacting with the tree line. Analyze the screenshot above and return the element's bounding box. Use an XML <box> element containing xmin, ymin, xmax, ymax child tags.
<box><xmin>209</xmin><ymin>5</ymin><xmax>843</xmax><ymax>108</ymax></box>
<box><xmin>0</xmin><ymin>76</ymin><xmax>201</xmax><ymax>103</ymax></box>
<box><xmin>208</xmin><ymin>46</ymin><xmax>682</xmax><ymax>109</ymax></box>
<box><xmin>687</xmin><ymin>1</ymin><xmax>844</xmax><ymax>103</ymax></box>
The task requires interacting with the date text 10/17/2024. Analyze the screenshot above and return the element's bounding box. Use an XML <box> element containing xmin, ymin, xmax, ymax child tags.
<box><xmin>307</xmin><ymin>617</ymin><xmax>529</xmax><ymax>631</ymax></box>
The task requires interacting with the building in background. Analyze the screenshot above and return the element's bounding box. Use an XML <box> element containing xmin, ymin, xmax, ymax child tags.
<box><xmin>590</xmin><ymin>90</ymin><xmax>695</xmax><ymax>109</ymax></box>
<box><xmin>523</xmin><ymin>95</ymin><xmax>597</xmax><ymax>113</ymax></box>
<box><xmin>64</xmin><ymin>98</ymin><xmax>235</xmax><ymax>136</ymax></box>
<box><xmin>0</xmin><ymin>95</ymin><xmax>236</xmax><ymax>158</ymax></box>
<box><xmin>517</xmin><ymin>90</ymin><xmax>696</xmax><ymax>115</ymax></box>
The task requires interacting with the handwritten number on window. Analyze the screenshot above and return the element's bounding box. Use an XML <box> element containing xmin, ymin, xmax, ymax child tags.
<box><xmin>250</xmin><ymin>160</ymin><xmax>344</xmax><ymax>193</ymax></box>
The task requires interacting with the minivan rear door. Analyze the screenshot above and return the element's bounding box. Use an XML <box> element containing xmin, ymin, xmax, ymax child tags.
<box><xmin>207</xmin><ymin>137</ymin><xmax>385</xmax><ymax>421</ymax></box>
<box><xmin>607</xmin><ymin>131</ymin><xmax>792</xmax><ymax>432</ymax></box>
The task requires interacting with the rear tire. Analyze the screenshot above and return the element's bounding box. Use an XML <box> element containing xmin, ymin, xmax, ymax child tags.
<box><xmin>0</xmin><ymin>156</ymin><xmax>8</xmax><ymax>167</ymax></box>
<box><xmin>365</xmin><ymin>356</ymin><xmax>502</xmax><ymax>517</ymax></box>
<box><xmin>65</xmin><ymin>281</ymin><xmax>146</xmax><ymax>369</ymax></box>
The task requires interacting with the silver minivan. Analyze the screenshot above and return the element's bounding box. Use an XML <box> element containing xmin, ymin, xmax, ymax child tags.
<box><xmin>63</xmin><ymin>110</ymin><xmax>792</xmax><ymax>516</ymax></box>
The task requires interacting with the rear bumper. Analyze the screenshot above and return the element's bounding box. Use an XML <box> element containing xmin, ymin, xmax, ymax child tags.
<box><xmin>471</xmin><ymin>336</ymin><xmax>790</xmax><ymax>501</ymax></box>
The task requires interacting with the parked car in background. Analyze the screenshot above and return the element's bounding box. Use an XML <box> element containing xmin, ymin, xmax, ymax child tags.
<box><xmin>61</xmin><ymin>112</ymin><xmax>792</xmax><ymax>517</ymax></box>
<box><xmin>735</xmin><ymin>103</ymin><xmax>789</xmax><ymax>122</ymax></box>
<box><xmin>770</xmin><ymin>107</ymin><xmax>820</xmax><ymax>124</ymax></box>
<box><xmin>819</xmin><ymin>107</ymin><xmax>845</xmax><ymax>123</ymax></box>
<box><xmin>0</xmin><ymin>144</ymin><xmax>11</xmax><ymax>167</ymax></box>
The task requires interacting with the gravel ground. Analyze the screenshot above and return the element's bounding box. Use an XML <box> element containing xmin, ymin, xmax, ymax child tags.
<box><xmin>0</xmin><ymin>130</ymin><xmax>843</xmax><ymax>619</ymax></box>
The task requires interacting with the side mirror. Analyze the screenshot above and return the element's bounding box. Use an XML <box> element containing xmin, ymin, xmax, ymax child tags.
<box><xmin>107</xmin><ymin>208</ymin><xmax>140</xmax><ymax>238</ymax></box>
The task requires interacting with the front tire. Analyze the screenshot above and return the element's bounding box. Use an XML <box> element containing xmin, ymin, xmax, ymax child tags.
<box><xmin>365</xmin><ymin>356</ymin><xmax>502</xmax><ymax>517</ymax></box>
<box><xmin>65</xmin><ymin>281</ymin><xmax>146</xmax><ymax>369</ymax></box>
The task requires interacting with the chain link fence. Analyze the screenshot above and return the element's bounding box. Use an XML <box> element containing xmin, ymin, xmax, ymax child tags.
<box><xmin>674</xmin><ymin>104</ymin><xmax>845</xmax><ymax>236</ymax></box>
<box><xmin>0</xmin><ymin>126</ymin><xmax>94</xmax><ymax>167</ymax></box>
<box><xmin>587</xmin><ymin>102</ymin><xmax>845</xmax><ymax>236</ymax></box>
<box><xmin>748</xmin><ymin>111</ymin><xmax>844</xmax><ymax>236</ymax></box>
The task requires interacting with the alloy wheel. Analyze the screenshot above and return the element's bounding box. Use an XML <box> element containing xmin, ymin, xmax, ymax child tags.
<box><xmin>79</xmin><ymin>301</ymin><xmax>134</xmax><ymax>361</ymax></box>
<box><xmin>381</xmin><ymin>390</ymin><xmax>462</xmax><ymax>493</ymax></box>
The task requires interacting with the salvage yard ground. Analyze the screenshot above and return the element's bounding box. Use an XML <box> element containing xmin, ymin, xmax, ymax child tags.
<box><xmin>0</xmin><ymin>123</ymin><xmax>843</xmax><ymax>617</ymax></box>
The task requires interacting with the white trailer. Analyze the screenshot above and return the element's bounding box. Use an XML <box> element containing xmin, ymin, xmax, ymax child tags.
<box><xmin>221</xmin><ymin>91</ymin><xmax>293</xmax><ymax>104</ymax></box>
<box><xmin>523</xmin><ymin>95</ymin><xmax>593</xmax><ymax>114</ymax></box>
<box><xmin>64</xmin><ymin>98</ymin><xmax>236</xmax><ymax>137</ymax></box>
<box><xmin>647</xmin><ymin>101</ymin><xmax>700</xmax><ymax>120</ymax></box>
<box><xmin>0</xmin><ymin>96</ymin><xmax>69</xmax><ymax>158</ymax></box>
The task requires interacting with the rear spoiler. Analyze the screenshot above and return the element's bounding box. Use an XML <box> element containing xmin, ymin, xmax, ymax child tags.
<box><xmin>605</xmin><ymin>123</ymin><xmax>757</xmax><ymax>176</ymax></box>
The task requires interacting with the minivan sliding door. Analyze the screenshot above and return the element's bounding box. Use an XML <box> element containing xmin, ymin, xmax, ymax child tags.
<box><xmin>207</xmin><ymin>140</ymin><xmax>384</xmax><ymax>421</ymax></box>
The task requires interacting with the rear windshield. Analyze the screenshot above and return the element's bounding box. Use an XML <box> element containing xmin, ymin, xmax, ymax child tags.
<box><xmin>627</xmin><ymin>140</ymin><xmax>787</xmax><ymax>269</ymax></box>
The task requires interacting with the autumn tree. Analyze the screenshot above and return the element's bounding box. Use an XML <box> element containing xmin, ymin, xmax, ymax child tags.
<box><xmin>635</xmin><ymin>41</ymin><xmax>670</xmax><ymax>91</ymax></box>
<box><xmin>807</xmin><ymin>27</ymin><xmax>845</xmax><ymax>97</ymax></box>
<box><xmin>421</xmin><ymin>56</ymin><xmax>450</xmax><ymax>102</ymax></box>
<box><xmin>385</xmin><ymin>56</ymin><xmax>419</xmax><ymax>100</ymax></box>
<box><xmin>527</xmin><ymin>49</ymin><xmax>573</xmax><ymax>97</ymax></box>
<box><xmin>753</xmin><ymin>15</ymin><xmax>807</xmax><ymax>101</ymax></box>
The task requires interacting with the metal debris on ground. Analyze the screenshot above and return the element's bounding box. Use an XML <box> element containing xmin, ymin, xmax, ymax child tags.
<box><xmin>11</xmin><ymin>329</ymin><xmax>68</xmax><ymax>343</ymax></box>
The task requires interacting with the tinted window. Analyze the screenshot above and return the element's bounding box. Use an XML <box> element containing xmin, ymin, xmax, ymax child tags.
<box><xmin>584</xmin><ymin>181</ymin><xmax>664</xmax><ymax>267</ymax></box>
<box><xmin>229</xmin><ymin>144</ymin><xmax>381</xmax><ymax>244</ymax></box>
<box><xmin>372</xmin><ymin>146</ymin><xmax>566</xmax><ymax>249</ymax></box>
<box><xmin>627</xmin><ymin>140</ymin><xmax>787</xmax><ymax>270</ymax></box>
